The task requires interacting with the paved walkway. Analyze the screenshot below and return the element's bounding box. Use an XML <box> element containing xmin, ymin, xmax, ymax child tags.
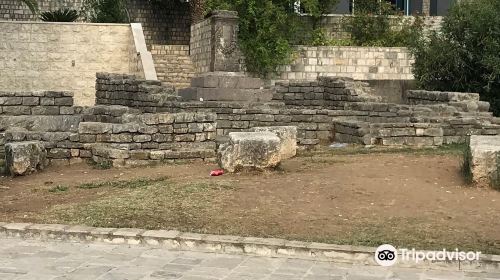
<box><xmin>0</xmin><ymin>238</ymin><xmax>497</xmax><ymax>280</ymax></box>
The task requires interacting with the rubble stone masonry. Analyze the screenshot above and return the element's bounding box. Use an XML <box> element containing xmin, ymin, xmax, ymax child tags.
<box><xmin>1</xmin><ymin>73</ymin><xmax>500</xmax><ymax>173</ymax></box>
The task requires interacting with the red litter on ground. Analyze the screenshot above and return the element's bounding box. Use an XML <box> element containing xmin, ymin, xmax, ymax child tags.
<box><xmin>210</xmin><ymin>169</ymin><xmax>224</xmax><ymax>176</ymax></box>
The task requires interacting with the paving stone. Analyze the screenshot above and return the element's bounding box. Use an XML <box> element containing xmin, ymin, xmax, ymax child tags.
<box><xmin>0</xmin><ymin>237</ymin><xmax>485</xmax><ymax>279</ymax></box>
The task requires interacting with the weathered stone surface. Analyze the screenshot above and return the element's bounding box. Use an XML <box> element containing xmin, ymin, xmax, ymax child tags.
<box><xmin>250</xmin><ymin>126</ymin><xmax>297</xmax><ymax>160</ymax></box>
<box><xmin>469</xmin><ymin>135</ymin><xmax>500</xmax><ymax>188</ymax></box>
<box><xmin>218</xmin><ymin>132</ymin><xmax>281</xmax><ymax>172</ymax></box>
<box><xmin>5</xmin><ymin>141</ymin><xmax>47</xmax><ymax>176</ymax></box>
<box><xmin>79</xmin><ymin>122</ymin><xmax>113</xmax><ymax>134</ymax></box>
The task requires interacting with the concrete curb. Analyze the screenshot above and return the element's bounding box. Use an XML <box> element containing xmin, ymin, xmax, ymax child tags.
<box><xmin>0</xmin><ymin>222</ymin><xmax>499</xmax><ymax>272</ymax></box>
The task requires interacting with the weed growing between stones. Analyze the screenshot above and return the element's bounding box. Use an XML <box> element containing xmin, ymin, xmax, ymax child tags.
<box><xmin>48</xmin><ymin>185</ymin><xmax>69</xmax><ymax>193</ymax></box>
<box><xmin>77</xmin><ymin>177</ymin><xmax>169</xmax><ymax>190</ymax></box>
<box><xmin>88</xmin><ymin>159</ymin><xmax>112</xmax><ymax>170</ymax></box>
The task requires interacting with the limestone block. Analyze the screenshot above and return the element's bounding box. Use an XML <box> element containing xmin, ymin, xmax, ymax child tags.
<box><xmin>469</xmin><ymin>135</ymin><xmax>500</xmax><ymax>188</ymax></box>
<box><xmin>218</xmin><ymin>132</ymin><xmax>282</xmax><ymax>173</ymax></box>
<box><xmin>5</xmin><ymin>141</ymin><xmax>47</xmax><ymax>176</ymax></box>
<box><xmin>250</xmin><ymin>126</ymin><xmax>297</xmax><ymax>160</ymax></box>
<box><xmin>79</xmin><ymin>122</ymin><xmax>113</xmax><ymax>134</ymax></box>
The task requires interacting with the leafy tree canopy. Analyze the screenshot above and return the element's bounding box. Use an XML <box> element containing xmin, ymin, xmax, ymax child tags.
<box><xmin>409</xmin><ymin>0</ymin><xmax>500</xmax><ymax>115</ymax></box>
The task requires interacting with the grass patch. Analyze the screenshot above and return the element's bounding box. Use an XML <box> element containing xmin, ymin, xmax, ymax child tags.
<box><xmin>41</xmin><ymin>180</ymin><xmax>235</xmax><ymax>230</ymax></box>
<box><xmin>88</xmin><ymin>159</ymin><xmax>112</xmax><ymax>170</ymax></box>
<box><xmin>48</xmin><ymin>185</ymin><xmax>69</xmax><ymax>193</ymax></box>
<box><xmin>77</xmin><ymin>177</ymin><xmax>169</xmax><ymax>190</ymax></box>
<box><xmin>281</xmin><ymin>218</ymin><xmax>500</xmax><ymax>255</ymax></box>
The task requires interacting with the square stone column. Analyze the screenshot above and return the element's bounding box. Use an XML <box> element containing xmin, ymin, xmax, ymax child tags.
<box><xmin>190</xmin><ymin>10</ymin><xmax>242</xmax><ymax>74</ymax></box>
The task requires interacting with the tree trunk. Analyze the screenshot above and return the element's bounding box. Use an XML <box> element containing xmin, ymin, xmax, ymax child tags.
<box><xmin>190</xmin><ymin>0</ymin><xmax>206</xmax><ymax>24</ymax></box>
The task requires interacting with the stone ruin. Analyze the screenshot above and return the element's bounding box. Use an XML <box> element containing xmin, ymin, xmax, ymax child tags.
<box><xmin>0</xmin><ymin>72</ymin><xmax>499</xmax><ymax>176</ymax></box>
<box><xmin>468</xmin><ymin>135</ymin><xmax>500</xmax><ymax>188</ymax></box>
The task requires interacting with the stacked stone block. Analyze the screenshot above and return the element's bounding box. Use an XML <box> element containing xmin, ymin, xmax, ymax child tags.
<box><xmin>179</xmin><ymin>73</ymin><xmax>271</xmax><ymax>102</ymax></box>
<box><xmin>334</xmin><ymin>121</ymin><xmax>444</xmax><ymax>146</ymax></box>
<box><xmin>79</xmin><ymin>112</ymin><xmax>217</xmax><ymax>167</ymax></box>
<box><xmin>336</xmin><ymin>101</ymin><xmax>500</xmax><ymax>145</ymax></box>
<box><xmin>404</xmin><ymin>90</ymin><xmax>491</xmax><ymax>112</ymax></box>
<box><xmin>0</xmin><ymin>91</ymin><xmax>74</xmax><ymax>116</ymax></box>
<box><xmin>274</xmin><ymin>78</ymin><xmax>381</xmax><ymax>109</ymax></box>
<box><xmin>95</xmin><ymin>73</ymin><xmax>179</xmax><ymax>109</ymax></box>
<box><xmin>3</xmin><ymin>130</ymin><xmax>85</xmax><ymax>166</ymax></box>
<box><xmin>96</xmin><ymin>73</ymin><xmax>500</xmax><ymax>148</ymax></box>
<box><xmin>278</xmin><ymin>46</ymin><xmax>414</xmax><ymax>81</ymax></box>
<box><xmin>151</xmin><ymin>45</ymin><xmax>195</xmax><ymax>89</ymax></box>
<box><xmin>273</xmin><ymin>81</ymin><xmax>326</xmax><ymax>107</ymax></box>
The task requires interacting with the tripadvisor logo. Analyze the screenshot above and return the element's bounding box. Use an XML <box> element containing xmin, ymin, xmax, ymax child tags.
<box><xmin>374</xmin><ymin>244</ymin><xmax>481</xmax><ymax>267</ymax></box>
<box><xmin>375</xmin><ymin>244</ymin><xmax>397</xmax><ymax>267</ymax></box>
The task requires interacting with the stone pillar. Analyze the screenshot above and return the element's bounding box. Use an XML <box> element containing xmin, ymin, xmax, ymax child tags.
<box><xmin>182</xmin><ymin>10</ymin><xmax>270</xmax><ymax>102</ymax></box>
<box><xmin>190</xmin><ymin>10</ymin><xmax>242</xmax><ymax>74</ymax></box>
<box><xmin>209</xmin><ymin>10</ymin><xmax>242</xmax><ymax>72</ymax></box>
<box><xmin>422</xmin><ymin>0</ymin><xmax>431</xmax><ymax>16</ymax></box>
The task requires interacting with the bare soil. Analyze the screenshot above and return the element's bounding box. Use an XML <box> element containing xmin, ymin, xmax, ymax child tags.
<box><xmin>1</xmin><ymin>148</ymin><xmax>499</xmax><ymax>253</ymax></box>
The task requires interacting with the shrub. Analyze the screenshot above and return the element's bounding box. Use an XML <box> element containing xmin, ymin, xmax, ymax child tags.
<box><xmin>80</xmin><ymin>0</ymin><xmax>128</xmax><ymax>23</ymax></box>
<box><xmin>40</xmin><ymin>9</ymin><xmax>79</xmax><ymax>22</ymax></box>
<box><xmin>205</xmin><ymin>0</ymin><xmax>338</xmax><ymax>77</ymax></box>
<box><xmin>409</xmin><ymin>0</ymin><xmax>500</xmax><ymax>116</ymax></box>
<box><xmin>342</xmin><ymin>0</ymin><xmax>423</xmax><ymax>47</ymax></box>
<box><xmin>309</xmin><ymin>28</ymin><xmax>353</xmax><ymax>46</ymax></box>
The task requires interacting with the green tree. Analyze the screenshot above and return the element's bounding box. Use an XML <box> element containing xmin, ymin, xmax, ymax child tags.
<box><xmin>410</xmin><ymin>0</ymin><xmax>500</xmax><ymax>116</ymax></box>
<box><xmin>205</xmin><ymin>0</ymin><xmax>338</xmax><ymax>76</ymax></box>
<box><xmin>81</xmin><ymin>0</ymin><xmax>128</xmax><ymax>23</ymax></box>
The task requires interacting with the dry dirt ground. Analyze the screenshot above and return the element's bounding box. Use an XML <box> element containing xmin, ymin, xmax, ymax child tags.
<box><xmin>1</xmin><ymin>146</ymin><xmax>499</xmax><ymax>254</ymax></box>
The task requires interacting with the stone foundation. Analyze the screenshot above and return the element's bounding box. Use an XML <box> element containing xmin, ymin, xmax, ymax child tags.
<box><xmin>2</xmin><ymin>72</ymin><xmax>500</xmax><ymax>174</ymax></box>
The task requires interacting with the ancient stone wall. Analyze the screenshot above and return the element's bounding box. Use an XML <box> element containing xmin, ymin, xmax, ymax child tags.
<box><xmin>404</xmin><ymin>90</ymin><xmax>481</xmax><ymax>105</ymax></box>
<box><xmin>97</xmin><ymin>73</ymin><xmax>391</xmax><ymax>146</ymax></box>
<box><xmin>1</xmin><ymin>105</ymin><xmax>217</xmax><ymax>169</ymax></box>
<box><xmin>94</xmin><ymin>73</ymin><xmax>500</xmax><ymax>148</ymax></box>
<box><xmin>273</xmin><ymin>78</ymin><xmax>380</xmax><ymax>109</ymax></box>
<box><xmin>278</xmin><ymin>46</ymin><xmax>414</xmax><ymax>81</ymax></box>
<box><xmin>0</xmin><ymin>21</ymin><xmax>140</xmax><ymax>106</ymax></box>
<box><xmin>79</xmin><ymin>112</ymin><xmax>217</xmax><ymax>167</ymax></box>
<box><xmin>334</xmin><ymin>100</ymin><xmax>500</xmax><ymax>146</ymax></box>
<box><xmin>0</xmin><ymin>91</ymin><xmax>74</xmax><ymax>115</ymax></box>
<box><xmin>3</xmin><ymin>72</ymin><xmax>500</xmax><ymax>174</ymax></box>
